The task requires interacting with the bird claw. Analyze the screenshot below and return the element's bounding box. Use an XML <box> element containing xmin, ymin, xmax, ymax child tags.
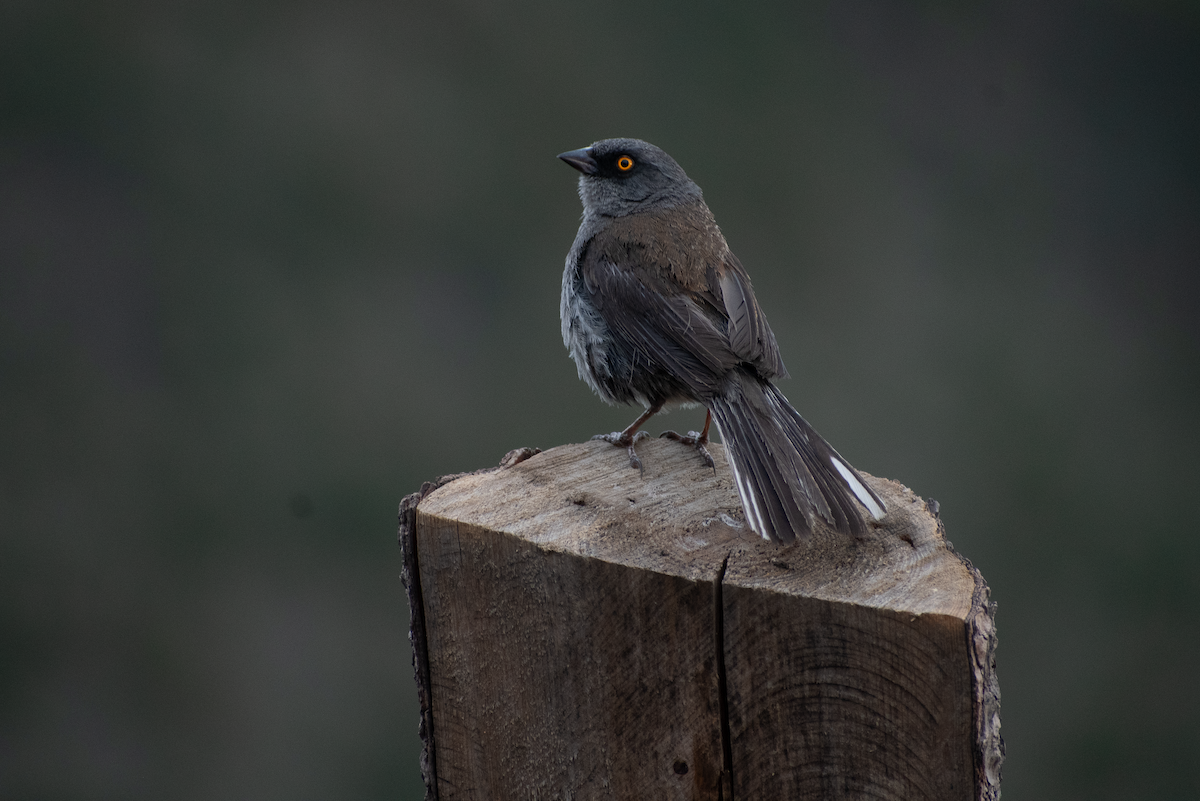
<box><xmin>660</xmin><ymin>429</ymin><xmax>716</xmax><ymax>472</ymax></box>
<box><xmin>593</xmin><ymin>430</ymin><xmax>651</xmax><ymax>474</ymax></box>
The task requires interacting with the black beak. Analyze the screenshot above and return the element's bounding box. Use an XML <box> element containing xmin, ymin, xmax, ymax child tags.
<box><xmin>558</xmin><ymin>148</ymin><xmax>598</xmax><ymax>175</ymax></box>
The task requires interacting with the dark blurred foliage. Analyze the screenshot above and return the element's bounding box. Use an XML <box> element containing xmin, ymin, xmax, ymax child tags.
<box><xmin>1</xmin><ymin>1</ymin><xmax>1198</xmax><ymax>798</ymax></box>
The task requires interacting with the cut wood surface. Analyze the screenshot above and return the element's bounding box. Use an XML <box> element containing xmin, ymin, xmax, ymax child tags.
<box><xmin>400</xmin><ymin>439</ymin><xmax>1002</xmax><ymax>800</ymax></box>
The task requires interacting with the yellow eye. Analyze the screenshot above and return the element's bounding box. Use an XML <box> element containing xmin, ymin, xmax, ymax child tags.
<box><xmin>616</xmin><ymin>155</ymin><xmax>634</xmax><ymax>172</ymax></box>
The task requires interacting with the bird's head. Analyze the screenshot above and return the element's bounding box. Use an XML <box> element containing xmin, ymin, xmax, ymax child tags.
<box><xmin>558</xmin><ymin>138</ymin><xmax>702</xmax><ymax>218</ymax></box>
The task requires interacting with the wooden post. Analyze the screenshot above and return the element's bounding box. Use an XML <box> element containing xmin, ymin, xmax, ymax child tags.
<box><xmin>399</xmin><ymin>440</ymin><xmax>1002</xmax><ymax>800</ymax></box>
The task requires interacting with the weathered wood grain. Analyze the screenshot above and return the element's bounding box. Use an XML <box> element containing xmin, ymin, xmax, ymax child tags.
<box><xmin>402</xmin><ymin>438</ymin><xmax>1001</xmax><ymax>800</ymax></box>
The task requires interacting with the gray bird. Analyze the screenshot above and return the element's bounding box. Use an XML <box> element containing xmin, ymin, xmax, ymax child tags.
<box><xmin>558</xmin><ymin>138</ymin><xmax>886</xmax><ymax>544</ymax></box>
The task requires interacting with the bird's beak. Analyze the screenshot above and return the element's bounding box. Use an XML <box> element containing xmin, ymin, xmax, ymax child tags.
<box><xmin>558</xmin><ymin>148</ymin><xmax>598</xmax><ymax>175</ymax></box>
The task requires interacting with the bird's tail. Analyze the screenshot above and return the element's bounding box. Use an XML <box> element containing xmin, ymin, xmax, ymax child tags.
<box><xmin>707</xmin><ymin>370</ymin><xmax>886</xmax><ymax>544</ymax></box>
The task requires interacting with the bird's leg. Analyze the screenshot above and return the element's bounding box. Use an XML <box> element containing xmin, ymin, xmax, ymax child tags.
<box><xmin>592</xmin><ymin>402</ymin><xmax>663</xmax><ymax>474</ymax></box>
<box><xmin>660</xmin><ymin>409</ymin><xmax>716</xmax><ymax>471</ymax></box>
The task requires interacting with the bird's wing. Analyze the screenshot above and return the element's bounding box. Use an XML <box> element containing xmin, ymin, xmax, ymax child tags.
<box><xmin>580</xmin><ymin>251</ymin><xmax>739</xmax><ymax>398</ymax></box>
<box><xmin>717</xmin><ymin>253</ymin><xmax>788</xmax><ymax>379</ymax></box>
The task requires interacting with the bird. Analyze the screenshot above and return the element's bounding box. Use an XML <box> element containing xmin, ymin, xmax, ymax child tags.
<box><xmin>557</xmin><ymin>137</ymin><xmax>886</xmax><ymax>544</ymax></box>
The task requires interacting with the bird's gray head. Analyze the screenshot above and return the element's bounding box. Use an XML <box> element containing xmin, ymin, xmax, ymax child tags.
<box><xmin>558</xmin><ymin>138</ymin><xmax>702</xmax><ymax>218</ymax></box>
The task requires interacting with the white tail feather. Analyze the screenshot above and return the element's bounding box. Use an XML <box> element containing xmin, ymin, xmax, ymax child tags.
<box><xmin>715</xmin><ymin>416</ymin><xmax>768</xmax><ymax>538</ymax></box>
<box><xmin>831</xmin><ymin>457</ymin><xmax>886</xmax><ymax>520</ymax></box>
<box><xmin>732</xmin><ymin>459</ymin><xmax>767</xmax><ymax>538</ymax></box>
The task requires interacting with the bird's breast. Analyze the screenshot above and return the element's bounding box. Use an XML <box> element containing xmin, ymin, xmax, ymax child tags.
<box><xmin>561</xmin><ymin>245</ymin><xmax>625</xmax><ymax>404</ymax></box>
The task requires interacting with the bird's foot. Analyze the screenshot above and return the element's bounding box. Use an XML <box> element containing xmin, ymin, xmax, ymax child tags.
<box><xmin>592</xmin><ymin>430</ymin><xmax>652</xmax><ymax>474</ymax></box>
<box><xmin>659</xmin><ymin>429</ymin><xmax>716</xmax><ymax>471</ymax></box>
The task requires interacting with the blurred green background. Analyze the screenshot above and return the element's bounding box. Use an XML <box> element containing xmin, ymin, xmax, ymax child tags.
<box><xmin>2</xmin><ymin>1</ymin><xmax>1197</xmax><ymax>798</ymax></box>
